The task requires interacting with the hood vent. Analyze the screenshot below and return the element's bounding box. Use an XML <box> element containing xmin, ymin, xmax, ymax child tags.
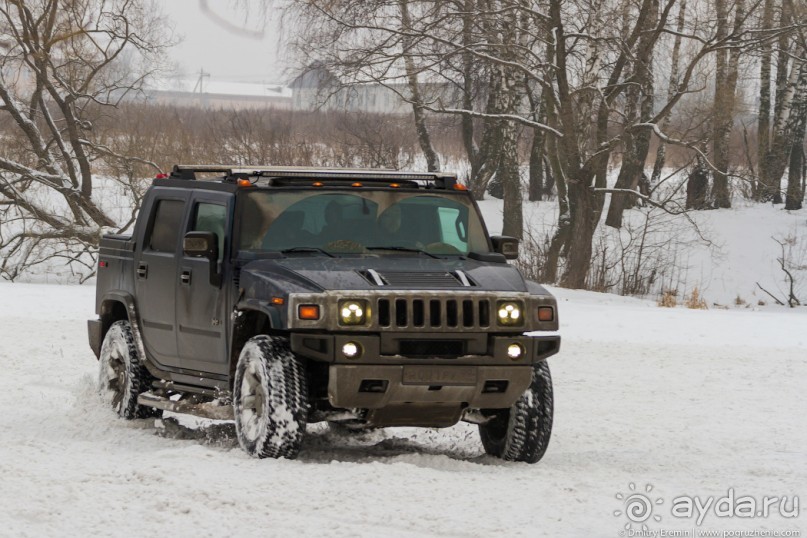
<box><xmin>359</xmin><ymin>270</ymin><xmax>474</xmax><ymax>288</ymax></box>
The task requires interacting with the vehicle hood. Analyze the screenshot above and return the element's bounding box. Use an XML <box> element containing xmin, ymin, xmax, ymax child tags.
<box><xmin>239</xmin><ymin>255</ymin><xmax>546</xmax><ymax>295</ymax></box>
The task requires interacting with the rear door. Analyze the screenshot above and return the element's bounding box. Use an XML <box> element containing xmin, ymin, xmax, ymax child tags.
<box><xmin>175</xmin><ymin>192</ymin><xmax>232</xmax><ymax>375</ymax></box>
<box><xmin>134</xmin><ymin>190</ymin><xmax>189</xmax><ymax>370</ymax></box>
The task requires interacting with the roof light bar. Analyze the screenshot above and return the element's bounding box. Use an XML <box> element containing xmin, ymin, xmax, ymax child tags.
<box><xmin>162</xmin><ymin>164</ymin><xmax>464</xmax><ymax>191</ymax></box>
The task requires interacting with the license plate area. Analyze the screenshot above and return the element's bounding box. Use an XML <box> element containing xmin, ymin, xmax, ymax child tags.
<box><xmin>402</xmin><ymin>366</ymin><xmax>477</xmax><ymax>386</ymax></box>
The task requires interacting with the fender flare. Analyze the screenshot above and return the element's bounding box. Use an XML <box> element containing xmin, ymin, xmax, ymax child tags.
<box><xmin>234</xmin><ymin>298</ymin><xmax>283</xmax><ymax>330</ymax></box>
<box><xmin>90</xmin><ymin>291</ymin><xmax>144</xmax><ymax>360</ymax></box>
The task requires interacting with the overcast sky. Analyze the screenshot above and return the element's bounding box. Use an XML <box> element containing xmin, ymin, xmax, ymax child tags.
<box><xmin>156</xmin><ymin>0</ymin><xmax>290</xmax><ymax>83</ymax></box>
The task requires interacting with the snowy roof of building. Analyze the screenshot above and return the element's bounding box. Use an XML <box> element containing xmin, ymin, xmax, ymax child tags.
<box><xmin>149</xmin><ymin>77</ymin><xmax>292</xmax><ymax>99</ymax></box>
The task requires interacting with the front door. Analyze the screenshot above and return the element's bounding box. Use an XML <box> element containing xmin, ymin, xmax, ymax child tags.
<box><xmin>176</xmin><ymin>193</ymin><xmax>232</xmax><ymax>376</ymax></box>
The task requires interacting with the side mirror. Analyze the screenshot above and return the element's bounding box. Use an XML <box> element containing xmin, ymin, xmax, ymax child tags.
<box><xmin>490</xmin><ymin>235</ymin><xmax>519</xmax><ymax>260</ymax></box>
<box><xmin>183</xmin><ymin>231</ymin><xmax>221</xmax><ymax>286</ymax></box>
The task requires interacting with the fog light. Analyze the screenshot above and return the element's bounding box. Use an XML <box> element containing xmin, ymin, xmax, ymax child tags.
<box><xmin>342</xmin><ymin>342</ymin><xmax>361</xmax><ymax>359</ymax></box>
<box><xmin>507</xmin><ymin>343</ymin><xmax>523</xmax><ymax>360</ymax></box>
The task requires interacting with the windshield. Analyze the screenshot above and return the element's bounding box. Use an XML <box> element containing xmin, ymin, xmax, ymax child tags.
<box><xmin>237</xmin><ymin>190</ymin><xmax>490</xmax><ymax>256</ymax></box>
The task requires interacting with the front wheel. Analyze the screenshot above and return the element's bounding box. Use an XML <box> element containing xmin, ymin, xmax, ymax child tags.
<box><xmin>233</xmin><ymin>335</ymin><xmax>309</xmax><ymax>459</ymax></box>
<box><xmin>478</xmin><ymin>361</ymin><xmax>553</xmax><ymax>463</ymax></box>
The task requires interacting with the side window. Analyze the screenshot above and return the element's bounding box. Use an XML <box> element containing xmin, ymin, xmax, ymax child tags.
<box><xmin>437</xmin><ymin>207</ymin><xmax>469</xmax><ymax>251</ymax></box>
<box><xmin>193</xmin><ymin>203</ymin><xmax>227</xmax><ymax>261</ymax></box>
<box><xmin>147</xmin><ymin>199</ymin><xmax>185</xmax><ymax>252</ymax></box>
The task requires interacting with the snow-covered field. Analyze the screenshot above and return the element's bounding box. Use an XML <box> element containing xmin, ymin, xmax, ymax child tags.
<box><xmin>1</xmin><ymin>283</ymin><xmax>804</xmax><ymax>537</ymax></box>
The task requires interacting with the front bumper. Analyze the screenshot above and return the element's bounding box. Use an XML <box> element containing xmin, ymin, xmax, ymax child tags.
<box><xmin>328</xmin><ymin>364</ymin><xmax>534</xmax><ymax>426</ymax></box>
<box><xmin>296</xmin><ymin>332</ymin><xmax>560</xmax><ymax>427</ymax></box>
<box><xmin>290</xmin><ymin>332</ymin><xmax>560</xmax><ymax>365</ymax></box>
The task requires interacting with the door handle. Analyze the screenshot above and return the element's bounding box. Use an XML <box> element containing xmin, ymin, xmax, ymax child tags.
<box><xmin>180</xmin><ymin>270</ymin><xmax>191</xmax><ymax>285</ymax></box>
<box><xmin>137</xmin><ymin>262</ymin><xmax>148</xmax><ymax>279</ymax></box>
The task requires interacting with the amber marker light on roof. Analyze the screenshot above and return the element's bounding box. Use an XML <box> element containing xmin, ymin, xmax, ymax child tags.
<box><xmin>351</xmin><ymin>182</ymin><xmax>363</xmax><ymax>187</ymax></box>
<box><xmin>312</xmin><ymin>181</ymin><xmax>324</xmax><ymax>187</ymax></box>
<box><xmin>271</xmin><ymin>297</ymin><xmax>285</xmax><ymax>305</ymax></box>
<box><xmin>389</xmin><ymin>183</ymin><xmax>400</xmax><ymax>188</ymax></box>
<box><xmin>298</xmin><ymin>305</ymin><xmax>320</xmax><ymax>320</ymax></box>
<box><xmin>453</xmin><ymin>183</ymin><xmax>468</xmax><ymax>191</ymax></box>
<box><xmin>237</xmin><ymin>178</ymin><xmax>253</xmax><ymax>187</ymax></box>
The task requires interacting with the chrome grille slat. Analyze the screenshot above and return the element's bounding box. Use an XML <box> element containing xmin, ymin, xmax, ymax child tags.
<box><xmin>375</xmin><ymin>296</ymin><xmax>492</xmax><ymax>331</ymax></box>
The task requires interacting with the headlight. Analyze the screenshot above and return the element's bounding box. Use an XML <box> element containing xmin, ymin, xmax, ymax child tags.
<box><xmin>339</xmin><ymin>299</ymin><xmax>368</xmax><ymax>325</ymax></box>
<box><xmin>496</xmin><ymin>301</ymin><xmax>523</xmax><ymax>326</ymax></box>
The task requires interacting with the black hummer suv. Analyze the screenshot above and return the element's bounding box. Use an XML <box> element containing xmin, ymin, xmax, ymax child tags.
<box><xmin>88</xmin><ymin>165</ymin><xmax>560</xmax><ymax>462</ymax></box>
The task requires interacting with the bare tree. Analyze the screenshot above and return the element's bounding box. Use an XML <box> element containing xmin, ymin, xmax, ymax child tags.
<box><xmin>399</xmin><ymin>0</ymin><xmax>441</xmax><ymax>171</ymax></box>
<box><xmin>711</xmin><ymin>0</ymin><xmax>745</xmax><ymax>209</ymax></box>
<box><xmin>784</xmin><ymin>4</ymin><xmax>807</xmax><ymax>210</ymax></box>
<box><xmin>758</xmin><ymin>0</ymin><xmax>806</xmax><ymax>204</ymax></box>
<box><xmin>0</xmin><ymin>0</ymin><xmax>169</xmax><ymax>280</ymax></box>
<box><xmin>650</xmin><ymin>0</ymin><xmax>687</xmax><ymax>189</ymax></box>
<box><xmin>605</xmin><ymin>0</ymin><xmax>659</xmax><ymax>229</ymax></box>
<box><xmin>755</xmin><ymin>0</ymin><xmax>775</xmax><ymax>199</ymax></box>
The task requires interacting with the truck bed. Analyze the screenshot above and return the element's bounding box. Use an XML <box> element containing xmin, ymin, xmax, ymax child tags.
<box><xmin>95</xmin><ymin>233</ymin><xmax>136</xmax><ymax>312</ymax></box>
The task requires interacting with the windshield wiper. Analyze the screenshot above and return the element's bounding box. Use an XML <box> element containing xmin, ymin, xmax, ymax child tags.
<box><xmin>280</xmin><ymin>247</ymin><xmax>335</xmax><ymax>258</ymax></box>
<box><xmin>366</xmin><ymin>246</ymin><xmax>440</xmax><ymax>259</ymax></box>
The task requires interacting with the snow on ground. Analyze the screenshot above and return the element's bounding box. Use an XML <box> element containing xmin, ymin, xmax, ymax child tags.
<box><xmin>0</xmin><ymin>283</ymin><xmax>804</xmax><ymax>537</ymax></box>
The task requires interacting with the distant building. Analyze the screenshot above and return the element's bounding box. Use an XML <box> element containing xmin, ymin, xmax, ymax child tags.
<box><xmin>289</xmin><ymin>64</ymin><xmax>454</xmax><ymax>114</ymax></box>
<box><xmin>145</xmin><ymin>77</ymin><xmax>293</xmax><ymax>110</ymax></box>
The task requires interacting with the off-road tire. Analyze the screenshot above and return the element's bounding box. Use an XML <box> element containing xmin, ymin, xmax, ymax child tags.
<box><xmin>478</xmin><ymin>361</ymin><xmax>553</xmax><ymax>463</ymax></box>
<box><xmin>98</xmin><ymin>320</ymin><xmax>160</xmax><ymax>419</ymax></box>
<box><xmin>233</xmin><ymin>335</ymin><xmax>308</xmax><ymax>459</ymax></box>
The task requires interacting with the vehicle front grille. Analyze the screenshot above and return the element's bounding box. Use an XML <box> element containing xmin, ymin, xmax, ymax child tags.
<box><xmin>377</xmin><ymin>297</ymin><xmax>491</xmax><ymax>330</ymax></box>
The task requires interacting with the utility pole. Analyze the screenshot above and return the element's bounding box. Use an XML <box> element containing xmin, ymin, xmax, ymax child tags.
<box><xmin>193</xmin><ymin>68</ymin><xmax>210</xmax><ymax>94</ymax></box>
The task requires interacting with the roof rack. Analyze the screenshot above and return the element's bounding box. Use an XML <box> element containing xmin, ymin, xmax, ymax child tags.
<box><xmin>168</xmin><ymin>164</ymin><xmax>462</xmax><ymax>189</ymax></box>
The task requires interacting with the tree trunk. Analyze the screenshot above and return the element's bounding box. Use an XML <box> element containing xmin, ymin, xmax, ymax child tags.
<box><xmin>560</xmin><ymin>175</ymin><xmax>596</xmax><ymax>289</ymax></box>
<box><xmin>501</xmin><ymin>123</ymin><xmax>524</xmax><ymax>238</ymax></box>
<box><xmin>606</xmin><ymin>68</ymin><xmax>640</xmax><ymax>227</ymax></box>
<box><xmin>756</xmin><ymin>0</ymin><xmax>774</xmax><ymax>199</ymax></box>
<box><xmin>763</xmin><ymin>0</ymin><xmax>793</xmax><ymax>203</ymax></box>
<box><xmin>785</xmin><ymin>141</ymin><xmax>804</xmax><ymax>210</ymax></box>
<box><xmin>606</xmin><ymin>0</ymin><xmax>658</xmax><ymax>228</ymax></box>
<box><xmin>467</xmin><ymin>65</ymin><xmax>506</xmax><ymax>199</ymax></box>
<box><xmin>712</xmin><ymin>0</ymin><xmax>743</xmax><ymax>209</ymax></box>
<box><xmin>528</xmin><ymin>128</ymin><xmax>545</xmax><ymax>201</ymax></box>
<box><xmin>460</xmin><ymin>0</ymin><xmax>481</xmax><ymax>183</ymax></box>
<box><xmin>399</xmin><ymin>0</ymin><xmax>440</xmax><ymax>172</ymax></box>
<box><xmin>686</xmin><ymin>154</ymin><xmax>710</xmax><ymax>209</ymax></box>
<box><xmin>765</xmin><ymin>58</ymin><xmax>807</xmax><ymax>202</ymax></box>
<box><xmin>527</xmin><ymin>85</ymin><xmax>547</xmax><ymax>202</ymax></box>
<box><xmin>785</xmin><ymin>73</ymin><xmax>807</xmax><ymax>210</ymax></box>
<box><xmin>650</xmin><ymin>0</ymin><xmax>686</xmax><ymax>187</ymax></box>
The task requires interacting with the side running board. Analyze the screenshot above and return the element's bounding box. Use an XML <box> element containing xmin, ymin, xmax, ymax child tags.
<box><xmin>137</xmin><ymin>391</ymin><xmax>234</xmax><ymax>421</ymax></box>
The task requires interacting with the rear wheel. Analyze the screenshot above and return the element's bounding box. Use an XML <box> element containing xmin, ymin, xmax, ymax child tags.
<box><xmin>97</xmin><ymin>320</ymin><xmax>160</xmax><ymax>419</ymax></box>
<box><xmin>478</xmin><ymin>361</ymin><xmax>553</xmax><ymax>463</ymax></box>
<box><xmin>233</xmin><ymin>335</ymin><xmax>308</xmax><ymax>459</ymax></box>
